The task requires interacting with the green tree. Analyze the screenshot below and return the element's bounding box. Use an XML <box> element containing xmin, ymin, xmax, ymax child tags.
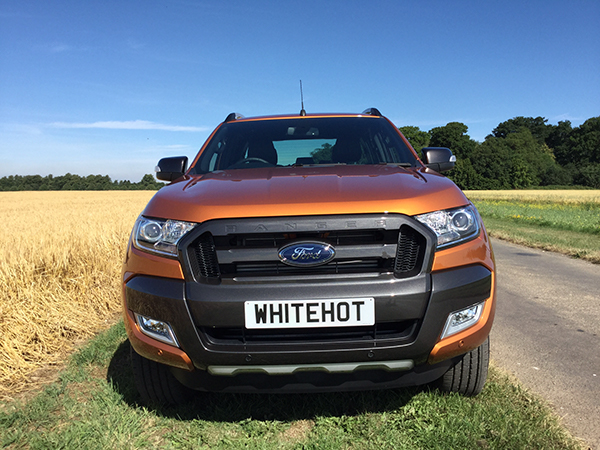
<box><xmin>398</xmin><ymin>126</ymin><xmax>430</xmax><ymax>152</ymax></box>
<box><xmin>547</xmin><ymin>117</ymin><xmax>600</xmax><ymax>187</ymax></box>
<box><xmin>568</xmin><ymin>117</ymin><xmax>600</xmax><ymax>165</ymax></box>
<box><xmin>60</xmin><ymin>173</ymin><xmax>80</xmax><ymax>190</ymax></box>
<box><xmin>471</xmin><ymin>137</ymin><xmax>513</xmax><ymax>189</ymax></box>
<box><xmin>115</xmin><ymin>179</ymin><xmax>133</xmax><ymax>190</ymax></box>
<box><xmin>21</xmin><ymin>175</ymin><xmax>44</xmax><ymax>190</ymax></box>
<box><xmin>84</xmin><ymin>174</ymin><xmax>112</xmax><ymax>190</ymax></box>
<box><xmin>473</xmin><ymin>129</ymin><xmax>561</xmax><ymax>188</ymax></box>
<box><xmin>448</xmin><ymin>158</ymin><xmax>485</xmax><ymax>190</ymax></box>
<box><xmin>574</xmin><ymin>163</ymin><xmax>600</xmax><ymax>188</ymax></box>
<box><xmin>546</xmin><ymin>120</ymin><xmax>573</xmax><ymax>166</ymax></box>
<box><xmin>0</xmin><ymin>173</ymin><xmax>166</xmax><ymax>191</ymax></box>
<box><xmin>511</xmin><ymin>157</ymin><xmax>534</xmax><ymax>188</ymax></box>
<box><xmin>137</xmin><ymin>174</ymin><xmax>165</xmax><ymax>190</ymax></box>
<box><xmin>491</xmin><ymin>116</ymin><xmax>550</xmax><ymax>144</ymax></box>
<box><xmin>506</xmin><ymin>130</ymin><xmax>557</xmax><ymax>186</ymax></box>
<box><xmin>540</xmin><ymin>164</ymin><xmax>573</xmax><ymax>186</ymax></box>
<box><xmin>39</xmin><ymin>174</ymin><xmax>56</xmax><ymax>190</ymax></box>
<box><xmin>428</xmin><ymin>122</ymin><xmax>479</xmax><ymax>160</ymax></box>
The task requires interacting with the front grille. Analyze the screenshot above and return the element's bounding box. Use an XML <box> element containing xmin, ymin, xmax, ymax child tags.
<box><xmin>183</xmin><ymin>215</ymin><xmax>431</xmax><ymax>283</ymax></box>
<box><xmin>200</xmin><ymin>320</ymin><xmax>419</xmax><ymax>348</ymax></box>
<box><xmin>187</xmin><ymin>232</ymin><xmax>220</xmax><ymax>281</ymax></box>
<box><xmin>394</xmin><ymin>226</ymin><xmax>427</xmax><ymax>278</ymax></box>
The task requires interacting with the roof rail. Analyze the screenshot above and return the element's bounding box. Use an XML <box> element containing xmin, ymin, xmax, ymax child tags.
<box><xmin>361</xmin><ymin>108</ymin><xmax>382</xmax><ymax>117</ymax></box>
<box><xmin>225</xmin><ymin>112</ymin><xmax>245</xmax><ymax>122</ymax></box>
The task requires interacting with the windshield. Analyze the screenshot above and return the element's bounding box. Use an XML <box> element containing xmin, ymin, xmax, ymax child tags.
<box><xmin>190</xmin><ymin>116</ymin><xmax>418</xmax><ymax>174</ymax></box>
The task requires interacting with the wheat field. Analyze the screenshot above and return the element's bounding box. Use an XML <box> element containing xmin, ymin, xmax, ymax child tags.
<box><xmin>0</xmin><ymin>191</ymin><xmax>154</xmax><ymax>399</ymax></box>
<box><xmin>465</xmin><ymin>189</ymin><xmax>600</xmax><ymax>204</ymax></box>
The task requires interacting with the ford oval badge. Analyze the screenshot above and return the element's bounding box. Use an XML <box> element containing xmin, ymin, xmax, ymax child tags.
<box><xmin>278</xmin><ymin>242</ymin><xmax>335</xmax><ymax>267</ymax></box>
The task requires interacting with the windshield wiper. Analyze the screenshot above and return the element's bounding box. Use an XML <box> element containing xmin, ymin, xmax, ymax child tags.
<box><xmin>291</xmin><ymin>162</ymin><xmax>346</xmax><ymax>167</ymax></box>
<box><xmin>378</xmin><ymin>162</ymin><xmax>413</xmax><ymax>167</ymax></box>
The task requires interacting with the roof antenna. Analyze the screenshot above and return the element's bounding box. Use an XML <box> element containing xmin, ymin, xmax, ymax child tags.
<box><xmin>299</xmin><ymin>80</ymin><xmax>306</xmax><ymax>116</ymax></box>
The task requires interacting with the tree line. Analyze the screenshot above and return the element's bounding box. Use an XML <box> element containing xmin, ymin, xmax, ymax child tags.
<box><xmin>2</xmin><ymin>116</ymin><xmax>598</xmax><ymax>191</ymax></box>
<box><xmin>0</xmin><ymin>173</ymin><xmax>165</xmax><ymax>191</ymax></box>
<box><xmin>400</xmin><ymin>116</ymin><xmax>600</xmax><ymax>189</ymax></box>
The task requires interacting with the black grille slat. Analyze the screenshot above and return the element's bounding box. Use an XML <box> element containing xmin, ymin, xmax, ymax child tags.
<box><xmin>222</xmin><ymin>259</ymin><xmax>386</xmax><ymax>276</ymax></box>
<box><xmin>200</xmin><ymin>320</ymin><xmax>418</xmax><ymax>347</ymax></box>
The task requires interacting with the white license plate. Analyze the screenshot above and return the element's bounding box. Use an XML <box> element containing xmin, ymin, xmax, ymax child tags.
<box><xmin>244</xmin><ymin>298</ymin><xmax>375</xmax><ymax>329</ymax></box>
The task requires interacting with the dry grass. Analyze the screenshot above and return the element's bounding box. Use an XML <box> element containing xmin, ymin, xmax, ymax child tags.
<box><xmin>278</xmin><ymin>420</ymin><xmax>315</xmax><ymax>444</ymax></box>
<box><xmin>0</xmin><ymin>191</ymin><xmax>154</xmax><ymax>399</ymax></box>
<box><xmin>465</xmin><ymin>189</ymin><xmax>600</xmax><ymax>204</ymax></box>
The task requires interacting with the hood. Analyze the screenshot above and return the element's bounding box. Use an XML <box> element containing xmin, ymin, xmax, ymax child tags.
<box><xmin>142</xmin><ymin>165</ymin><xmax>469</xmax><ymax>223</ymax></box>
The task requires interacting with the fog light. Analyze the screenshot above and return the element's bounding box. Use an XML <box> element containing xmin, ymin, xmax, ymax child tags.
<box><xmin>134</xmin><ymin>313</ymin><xmax>179</xmax><ymax>347</ymax></box>
<box><xmin>440</xmin><ymin>302</ymin><xmax>484</xmax><ymax>339</ymax></box>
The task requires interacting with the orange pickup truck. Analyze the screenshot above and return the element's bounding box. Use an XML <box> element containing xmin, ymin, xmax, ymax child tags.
<box><xmin>122</xmin><ymin>109</ymin><xmax>496</xmax><ymax>405</ymax></box>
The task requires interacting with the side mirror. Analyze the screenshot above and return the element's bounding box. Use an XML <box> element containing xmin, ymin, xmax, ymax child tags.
<box><xmin>422</xmin><ymin>147</ymin><xmax>456</xmax><ymax>173</ymax></box>
<box><xmin>155</xmin><ymin>156</ymin><xmax>188</xmax><ymax>181</ymax></box>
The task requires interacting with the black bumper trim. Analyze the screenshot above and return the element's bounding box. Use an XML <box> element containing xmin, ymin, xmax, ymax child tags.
<box><xmin>124</xmin><ymin>264</ymin><xmax>492</xmax><ymax>376</ymax></box>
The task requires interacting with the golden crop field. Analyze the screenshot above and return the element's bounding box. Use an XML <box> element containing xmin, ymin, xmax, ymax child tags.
<box><xmin>0</xmin><ymin>191</ymin><xmax>154</xmax><ymax>399</ymax></box>
<box><xmin>465</xmin><ymin>189</ymin><xmax>600</xmax><ymax>204</ymax></box>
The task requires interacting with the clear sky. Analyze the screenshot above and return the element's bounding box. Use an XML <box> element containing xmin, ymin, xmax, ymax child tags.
<box><xmin>1</xmin><ymin>0</ymin><xmax>599</xmax><ymax>182</ymax></box>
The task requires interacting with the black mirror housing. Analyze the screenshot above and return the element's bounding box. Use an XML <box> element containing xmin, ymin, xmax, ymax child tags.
<box><xmin>155</xmin><ymin>156</ymin><xmax>188</xmax><ymax>181</ymax></box>
<box><xmin>422</xmin><ymin>147</ymin><xmax>456</xmax><ymax>172</ymax></box>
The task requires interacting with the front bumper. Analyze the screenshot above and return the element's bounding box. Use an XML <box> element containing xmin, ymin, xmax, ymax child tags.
<box><xmin>123</xmin><ymin>262</ymin><xmax>494</xmax><ymax>392</ymax></box>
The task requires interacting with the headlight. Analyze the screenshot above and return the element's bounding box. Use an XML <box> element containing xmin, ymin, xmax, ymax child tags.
<box><xmin>133</xmin><ymin>216</ymin><xmax>197</xmax><ymax>257</ymax></box>
<box><xmin>415</xmin><ymin>205</ymin><xmax>480</xmax><ymax>249</ymax></box>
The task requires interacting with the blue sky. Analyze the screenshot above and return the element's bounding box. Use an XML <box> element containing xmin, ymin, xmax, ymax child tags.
<box><xmin>1</xmin><ymin>0</ymin><xmax>599</xmax><ymax>182</ymax></box>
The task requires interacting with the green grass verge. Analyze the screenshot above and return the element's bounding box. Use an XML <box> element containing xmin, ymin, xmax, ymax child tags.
<box><xmin>473</xmin><ymin>200</ymin><xmax>599</xmax><ymax>235</ymax></box>
<box><xmin>470</xmin><ymin>199</ymin><xmax>600</xmax><ymax>263</ymax></box>
<box><xmin>1</xmin><ymin>322</ymin><xmax>582</xmax><ymax>449</ymax></box>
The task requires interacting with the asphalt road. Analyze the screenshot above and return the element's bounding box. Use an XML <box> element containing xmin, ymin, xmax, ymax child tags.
<box><xmin>490</xmin><ymin>238</ymin><xmax>600</xmax><ymax>449</ymax></box>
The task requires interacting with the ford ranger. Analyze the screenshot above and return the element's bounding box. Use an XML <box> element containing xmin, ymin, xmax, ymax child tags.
<box><xmin>122</xmin><ymin>108</ymin><xmax>496</xmax><ymax>405</ymax></box>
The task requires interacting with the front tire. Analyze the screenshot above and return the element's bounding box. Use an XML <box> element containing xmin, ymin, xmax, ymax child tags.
<box><xmin>436</xmin><ymin>337</ymin><xmax>490</xmax><ymax>396</ymax></box>
<box><xmin>130</xmin><ymin>347</ymin><xmax>194</xmax><ymax>406</ymax></box>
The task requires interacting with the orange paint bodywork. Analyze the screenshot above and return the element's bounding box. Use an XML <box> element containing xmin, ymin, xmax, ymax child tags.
<box><xmin>141</xmin><ymin>166</ymin><xmax>470</xmax><ymax>225</ymax></box>
<box><xmin>123</xmin><ymin>241</ymin><xmax>184</xmax><ymax>281</ymax></box>
<box><xmin>432</xmin><ymin>226</ymin><xmax>495</xmax><ymax>273</ymax></box>
<box><xmin>427</xmin><ymin>219</ymin><xmax>496</xmax><ymax>364</ymax></box>
<box><xmin>123</xmin><ymin>302</ymin><xmax>194</xmax><ymax>371</ymax></box>
<box><xmin>121</xmin><ymin>240</ymin><xmax>190</xmax><ymax>369</ymax></box>
<box><xmin>427</xmin><ymin>271</ymin><xmax>496</xmax><ymax>364</ymax></box>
